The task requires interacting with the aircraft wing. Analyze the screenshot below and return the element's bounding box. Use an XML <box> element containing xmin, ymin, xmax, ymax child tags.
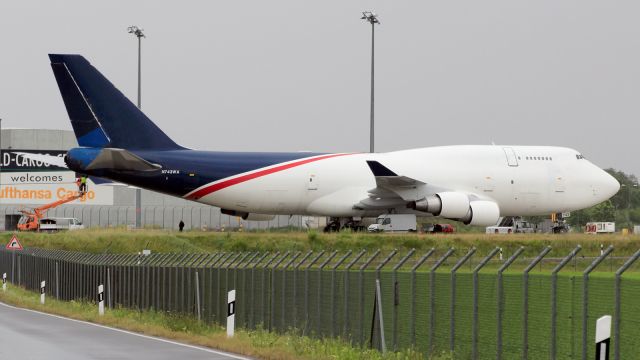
<box><xmin>354</xmin><ymin>161</ymin><xmax>428</xmax><ymax>210</ymax></box>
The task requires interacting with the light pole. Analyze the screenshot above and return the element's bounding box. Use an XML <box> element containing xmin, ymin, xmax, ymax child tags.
<box><xmin>128</xmin><ymin>25</ymin><xmax>145</xmax><ymax>228</ymax></box>
<box><xmin>361</xmin><ymin>11</ymin><xmax>380</xmax><ymax>153</ymax></box>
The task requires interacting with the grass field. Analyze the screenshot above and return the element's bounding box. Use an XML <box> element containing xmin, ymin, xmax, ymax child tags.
<box><xmin>4</xmin><ymin>228</ymin><xmax>640</xmax><ymax>258</ymax></box>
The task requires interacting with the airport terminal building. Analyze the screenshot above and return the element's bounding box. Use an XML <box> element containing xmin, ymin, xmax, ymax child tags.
<box><xmin>0</xmin><ymin>129</ymin><xmax>316</xmax><ymax>231</ymax></box>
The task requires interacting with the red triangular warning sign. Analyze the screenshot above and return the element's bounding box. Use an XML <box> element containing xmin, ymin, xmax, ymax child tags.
<box><xmin>6</xmin><ymin>234</ymin><xmax>23</xmax><ymax>250</ymax></box>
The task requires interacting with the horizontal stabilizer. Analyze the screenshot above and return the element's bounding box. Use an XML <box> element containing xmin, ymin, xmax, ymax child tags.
<box><xmin>86</xmin><ymin>148</ymin><xmax>161</xmax><ymax>172</ymax></box>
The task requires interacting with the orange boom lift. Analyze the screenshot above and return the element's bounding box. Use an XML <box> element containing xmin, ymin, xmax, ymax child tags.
<box><xmin>17</xmin><ymin>192</ymin><xmax>84</xmax><ymax>231</ymax></box>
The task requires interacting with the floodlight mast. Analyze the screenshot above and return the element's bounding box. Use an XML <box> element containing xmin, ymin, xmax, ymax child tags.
<box><xmin>128</xmin><ymin>25</ymin><xmax>145</xmax><ymax>229</ymax></box>
<box><xmin>361</xmin><ymin>11</ymin><xmax>380</xmax><ymax>153</ymax></box>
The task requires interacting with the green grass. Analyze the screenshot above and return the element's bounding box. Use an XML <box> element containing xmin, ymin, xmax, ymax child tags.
<box><xmin>5</xmin><ymin>229</ymin><xmax>640</xmax><ymax>257</ymax></box>
<box><xmin>0</xmin><ymin>285</ymin><xmax>452</xmax><ymax>360</ymax></box>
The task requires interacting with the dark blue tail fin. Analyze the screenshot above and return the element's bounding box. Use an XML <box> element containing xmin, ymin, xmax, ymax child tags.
<box><xmin>49</xmin><ymin>54</ymin><xmax>183</xmax><ymax>150</ymax></box>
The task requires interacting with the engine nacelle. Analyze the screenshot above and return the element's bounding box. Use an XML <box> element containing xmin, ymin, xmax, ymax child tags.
<box><xmin>412</xmin><ymin>192</ymin><xmax>470</xmax><ymax>219</ymax></box>
<box><xmin>459</xmin><ymin>200</ymin><xmax>500</xmax><ymax>226</ymax></box>
<box><xmin>221</xmin><ymin>209</ymin><xmax>275</xmax><ymax>221</ymax></box>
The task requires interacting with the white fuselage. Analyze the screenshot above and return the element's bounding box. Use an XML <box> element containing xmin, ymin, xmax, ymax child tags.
<box><xmin>189</xmin><ymin>145</ymin><xmax>619</xmax><ymax>218</ymax></box>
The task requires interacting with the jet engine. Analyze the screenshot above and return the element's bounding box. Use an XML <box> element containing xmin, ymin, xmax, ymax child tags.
<box><xmin>458</xmin><ymin>200</ymin><xmax>500</xmax><ymax>226</ymax></box>
<box><xmin>221</xmin><ymin>209</ymin><xmax>275</xmax><ymax>221</ymax></box>
<box><xmin>410</xmin><ymin>192</ymin><xmax>500</xmax><ymax>226</ymax></box>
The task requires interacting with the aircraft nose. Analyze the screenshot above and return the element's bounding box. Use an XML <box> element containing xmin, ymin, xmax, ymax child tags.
<box><xmin>598</xmin><ymin>169</ymin><xmax>620</xmax><ymax>200</ymax></box>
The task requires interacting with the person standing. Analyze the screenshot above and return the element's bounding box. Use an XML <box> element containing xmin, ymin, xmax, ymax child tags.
<box><xmin>179</xmin><ymin>220</ymin><xmax>185</xmax><ymax>232</ymax></box>
<box><xmin>79</xmin><ymin>175</ymin><xmax>87</xmax><ymax>194</ymax></box>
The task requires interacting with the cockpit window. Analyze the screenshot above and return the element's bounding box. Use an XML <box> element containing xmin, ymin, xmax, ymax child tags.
<box><xmin>576</xmin><ymin>154</ymin><xmax>585</xmax><ymax>160</ymax></box>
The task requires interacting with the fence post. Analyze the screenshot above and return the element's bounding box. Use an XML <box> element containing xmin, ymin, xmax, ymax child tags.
<box><xmin>359</xmin><ymin>249</ymin><xmax>381</xmax><ymax>346</ymax></box>
<box><xmin>195</xmin><ymin>271</ymin><xmax>201</xmax><ymax>321</ymax></box>
<box><xmin>429</xmin><ymin>248</ymin><xmax>455</xmax><ymax>353</ymax></box>
<box><xmin>376</xmin><ymin>250</ymin><xmax>398</xmax><ymax>280</ymax></box>
<box><xmin>450</xmin><ymin>247</ymin><xmax>476</xmax><ymax>353</ymax></box>
<box><xmin>294</xmin><ymin>251</ymin><xmax>313</xmax><ymax>329</ymax></box>
<box><xmin>582</xmin><ymin>245</ymin><xmax>614</xmax><ymax>360</ymax></box>
<box><xmin>281</xmin><ymin>252</ymin><xmax>301</xmax><ymax>330</ymax></box>
<box><xmin>470</xmin><ymin>247</ymin><xmax>500</xmax><ymax>360</ymax></box>
<box><xmin>343</xmin><ymin>249</ymin><xmax>366</xmax><ymax>338</ymax></box>
<box><xmin>410</xmin><ymin>248</ymin><xmax>435</xmax><ymax>347</ymax></box>
<box><xmin>331</xmin><ymin>250</ymin><xmax>353</xmax><ymax>338</ymax></box>
<box><xmin>614</xmin><ymin>248</ymin><xmax>640</xmax><ymax>360</ymax></box>
<box><xmin>551</xmin><ymin>245</ymin><xmax>582</xmax><ymax>360</ymax></box>
<box><xmin>317</xmin><ymin>250</ymin><xmax>338</xmax><ymax>336</ymax></box>
<box><xmin>523</xmin><ymin>246</ymin><xmax>552</xmax><ymax>360</ymax></box>
<box><xmin>55</xmin><ymin>261</ymin><xmax>59</xmax><ymax>300</ymax></box>
<box><xmin>372</xmin><ymin>249</ymin><xmax>397</xmax><ymax>350</ymax></box>
<box><xmin>496</xmin><ymin>246</ymin><xmax>524</xmax><ymax>360</ymax></box>
<box><xmin>391</xmin><ymin>248</ymin><xmax>415</xmax><ymax>351</ymax></box>
<box><xmin>305</xmin><ymin>251</ymin><xmax>325</xmax><ymax>334</ymax></box>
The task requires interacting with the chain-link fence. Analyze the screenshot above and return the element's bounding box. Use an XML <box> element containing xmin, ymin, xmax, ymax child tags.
<box><xmin>1</xmin><ymin>246</ymin><xmax>640</xmax><ymax>359</ymax></box>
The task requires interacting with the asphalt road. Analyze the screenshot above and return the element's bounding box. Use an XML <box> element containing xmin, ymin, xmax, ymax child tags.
<box><xmin>0</xmin><ymin>302</ymin><xmax>251</xmax><ymax>360</ymax></box>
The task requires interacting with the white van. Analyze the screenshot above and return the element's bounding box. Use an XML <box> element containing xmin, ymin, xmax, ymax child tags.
<box><xmin>367</xmin><ymin>214</ymin><xmax>417</xmax><ymax>233</ymax></box>
<box><xmin>39</xmin><ymin>218</ymin><xmax>85</xmax><ymax>232</ymax></box>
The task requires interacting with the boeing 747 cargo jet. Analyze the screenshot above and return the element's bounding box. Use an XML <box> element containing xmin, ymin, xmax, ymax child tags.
<box><xmin>37</xmin><ymin>54</ymin><xmax>619</xmax><ymax>230</ymax></box>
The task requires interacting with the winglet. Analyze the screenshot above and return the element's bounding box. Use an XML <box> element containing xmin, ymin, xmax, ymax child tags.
<box><xmin>366</xmin><ymin>161</ymin><xmax>398</xmax><ymax>177</ymax></box>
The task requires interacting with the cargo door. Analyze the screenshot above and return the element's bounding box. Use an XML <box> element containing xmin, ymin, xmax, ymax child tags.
<box><xmin>503</xmin><ymin>147</ymin><xmax>519</xmax><ymax>167</ymax></box>
<box><xmin>554</xmin><ymin>176</ymin><xmax>566</xmax><ymax>192</ymax></box>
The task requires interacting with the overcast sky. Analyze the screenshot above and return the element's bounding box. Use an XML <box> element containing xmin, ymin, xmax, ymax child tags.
<box><xmin>1</xmin><ymin>1</ymin><xmax>638</xmax><ymax>175</ymax></box>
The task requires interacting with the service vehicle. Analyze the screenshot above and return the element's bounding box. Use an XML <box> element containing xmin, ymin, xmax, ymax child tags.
<box><xmin>368</xmin><ymin>214</ymin><xmax>417</xmax><ymax>233</ymax></box>
<box><xmin>17</xmin><ymin>192</ymin><xmax>84</xmax><ymax>231</ymax></box>
<box><xmin>423</xmin><ymin>223</ymin><xmax>455</xmax><ymax>233</ymax></box>
<box><xmin>585</xmin><ymin>222</ymin><xmax>615</xmax><ymax>234</ymax></box>
<box><xmin>486</xmin><ymin>217</ymin><xmax>536</xmax><ymax>234</ymax></box>
<box><xmin>38</xmin><ymin>218</ymin><xmax>84</xmax><ymax>232</ymax></box>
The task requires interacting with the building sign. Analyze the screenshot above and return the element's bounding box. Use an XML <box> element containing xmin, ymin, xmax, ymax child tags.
<box><xmin>0</xmin><ymin>151</ymin><xmax>113</xmax><ymax>205</ymax></box>
<box><xmin>1</xmin><ymin>150</ymin><xmax>67</xmax><ymax>172</ymax></box>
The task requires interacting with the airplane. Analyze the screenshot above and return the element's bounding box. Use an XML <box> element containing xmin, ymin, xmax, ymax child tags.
<box><xmin>37</xmin><ymin>54</ymin><xmax>619</xmax><ymax>231</ymax></box>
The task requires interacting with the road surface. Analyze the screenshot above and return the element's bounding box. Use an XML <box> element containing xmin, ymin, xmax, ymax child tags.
<box><xmin>0</xmin><ymin>301</ymin><xmax>251</xmax><ymax>360</ymax></box>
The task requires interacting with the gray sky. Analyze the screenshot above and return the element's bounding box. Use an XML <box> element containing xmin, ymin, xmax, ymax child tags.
<box><xmin>1</xmin><ymin>1</ymin><xmax>638</xmax><ymax>175</ymax></box>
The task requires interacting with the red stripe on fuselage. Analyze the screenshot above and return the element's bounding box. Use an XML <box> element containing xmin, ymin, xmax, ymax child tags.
<box><xmin>185</xmin><ymin>153</ymin><xmax>353</xmax><ymax>200</ymax></box>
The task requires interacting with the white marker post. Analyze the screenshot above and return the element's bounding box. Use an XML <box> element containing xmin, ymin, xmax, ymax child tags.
<box><xmin>595</xmin><ymin>315</ymin><xmax>612</xmax><ymax>360</ymax></box>
<box><xmin>40</xmin><ymin>281</ymin><xmax>46</xmax><ymax>304</ymax></box>
<box><xmin>2</xmin><ymin>273</ymin><xmax>6</xmax><ymax>291</ymax></box>
<box><xmin>227</xmin><ymin>289</ymin><xmax>236</xmax><ymax>338</ymax></box>
<box><xmin>98</xmin><ymin>284</ymin><xmax>105</xmax><ymax>316</ymax></box>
